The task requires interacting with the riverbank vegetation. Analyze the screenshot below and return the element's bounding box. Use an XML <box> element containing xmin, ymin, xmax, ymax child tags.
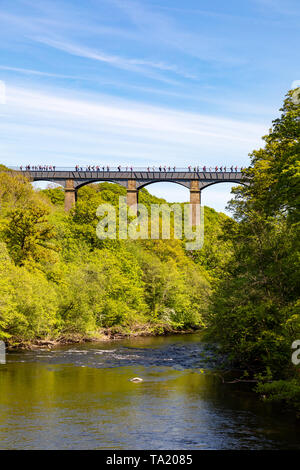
<box><xmin>206</xmin><ymin>90</ymin><xmax>300</xmax><ymax>412</ymax></box>
<box><xmin>0</xmin><ymin>90</ymin><xmax>299</xmax><ymax>413</ymax></box>
<box><xmin>0</xmin><ymin>167</ymin><xmax>228</xmax><ymax>347</ymax></box>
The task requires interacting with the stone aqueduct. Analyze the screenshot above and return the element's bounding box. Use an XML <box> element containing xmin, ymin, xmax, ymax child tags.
<box><xmin>15</xmin><ymin>168</ymin><xmax>247</xmax><ymax>225</ymax></box>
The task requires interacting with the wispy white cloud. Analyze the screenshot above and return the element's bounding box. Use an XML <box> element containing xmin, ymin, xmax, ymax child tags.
<box><xmin>123</xmin><ymin>83</ymin><xmax>275</xmax><ymax>116</ymax></box>
<box><xmin>0</xmin><ymin>6</ymin><xmax>138</xmax><ymax>39</ymax></box>
<box><xmin>32</xmin><ymin>36</ymin><xmax>195</xmax><ymax>82</ymax></box>
<box><xmin>0</xmin><ymin>84</ymin><xmax>267</xmax><ymax>167</ymax></box>
<box><xmin>0</xmin><ymin>8</ymin><xmax>195</xmax><ymax>82</ymax></box>
<box><xmin>7</xmin><ymin>85</ymin><xmax>265</xmax><ymax>142</ymax></box>
<box><xmin>0</xmin><ymin>65</ymin><xmax>82</xmax><ymax>80</ymax></box>
<box><xmin>109</xmin><ymin>0</ymin><xmax>245</xmax><ymax>65</ymax></box>
<box><xmin>0</xmin><ymin>65</ymin><xmax>274</xmax><ymax>118</ymax></box>
<box><xmin>151</xmin><ymin>4</ymin><xmax>286</xmax><ymax>27</ymax></box>
<box><xmin>0</xmin><ymin>10</ymin><xmax>64</xmax><ymax>32</ymax></box>
<box><xmin>0</xmin><ymin>0</ymin><xmax>295</xmax><ymax>211</ymax></box>
<box><xmin>252</xmin><ymin>0</ymin><xmax>300</xmax><ymax>16</ymax></box>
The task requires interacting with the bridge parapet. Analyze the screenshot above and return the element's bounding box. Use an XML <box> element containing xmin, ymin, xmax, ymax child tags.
<box><xmin>17</xmin><ymin>169</ymin><xmax>245</xmax><ymax>187</ymax></box>
<box><xmin>9</xmin><ymin>168</ymin><xmax>248</xmax><ymax>216</ymax></box>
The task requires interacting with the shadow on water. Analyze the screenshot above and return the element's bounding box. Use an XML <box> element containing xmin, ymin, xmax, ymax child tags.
<box><xmin>0</xmin><ymin>333</ymin><xmax>299</xmax><ymax>449</ymax></box>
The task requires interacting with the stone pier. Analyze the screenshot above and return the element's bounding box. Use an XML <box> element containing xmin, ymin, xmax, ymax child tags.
<box><xmin>126</xmin><ymin>179</ymin><xmax>138</xmax><ymax>215</ymax></box>
<box><xmin>64</xmin><ymin>179</ymin><xmax>76</xmax><ymax>212</ymax></box>
<box><xmin>189</xmin><ymin>180</ymin><xmax>201</xmax><ymax>226</ymax></box>
<box><xmin>15</xmin><ymin>168</ymin><xmax>246</xmax><ymax>216</ymax></box>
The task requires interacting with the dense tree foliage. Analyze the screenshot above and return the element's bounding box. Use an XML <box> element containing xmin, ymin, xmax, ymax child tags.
<box><xmin>0</xmin><ymin>173</ymin><xmax>226</xmax><ymax>344</ymax></box>
<box><xmin>207</xmin><ymin>90</ymin><xmax>300</xmax><ymax>410</ymax></box>
<box><xmin>0</xmin><ymin>90</ymin><xmax>298</xmax><ymax>412</ymax></box>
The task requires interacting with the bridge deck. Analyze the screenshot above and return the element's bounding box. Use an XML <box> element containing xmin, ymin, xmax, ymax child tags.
<box><xmin>9</xmin><ymin>168</ymin><xmax>246</xmax><ymax>190</ymax></box>
<box><xmin>6</xmin><ymin>167</ymin><xmax>247</xmax><ymax>213</ymax></box>
<box><xmin>14</xmin><ymin>169</ymin><xmax>243</xmax><ymax>180</ymax></box>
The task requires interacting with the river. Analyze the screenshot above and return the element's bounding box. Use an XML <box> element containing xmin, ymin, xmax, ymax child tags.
<box><xmin>0</xmin><ymin>333</ymin><xmax>299</xmax><ymax>449</ymax></box>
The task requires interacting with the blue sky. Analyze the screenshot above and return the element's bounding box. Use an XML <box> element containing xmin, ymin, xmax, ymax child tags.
<box><xmin>0</xmin><ymin>0</ymin><xmax>299</xmax><ymax>211</ymax></box>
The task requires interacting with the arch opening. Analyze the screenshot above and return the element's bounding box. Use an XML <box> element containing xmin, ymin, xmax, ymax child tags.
<box><xmin>201</xmin><ymin>182</ymin><xmax>239</xmax><ymax>215</ymax></box>
<box><xmin>201</xmin><ymin>179</ymin><xmax>247</xmax><ymax>190</ymax></box>
<box><xmin>138</xmin><ymin>181</ymin><xmax>190</xmax><ymax>203</ymax></box>
<box><xmin>76</xmin><ymin>179</ymin><xmax>126</xmax><ymax>191</ymax></box>
<box><xmin>31</xmin><ymin>180</ymin><xmax>64</xmax><ymax>190</ymax></box>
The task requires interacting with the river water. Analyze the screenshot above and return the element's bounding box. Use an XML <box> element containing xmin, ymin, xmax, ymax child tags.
<box><xmin>0</xmin><ymin>333</ymin><xmax>299</xmax><ymax>450</ymax></box>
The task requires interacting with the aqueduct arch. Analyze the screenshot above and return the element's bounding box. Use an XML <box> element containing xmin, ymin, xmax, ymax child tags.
<box><xmin>15</xmin><ymin>168</ymin><xmax>248</xmax><ymax>223</ymax></box>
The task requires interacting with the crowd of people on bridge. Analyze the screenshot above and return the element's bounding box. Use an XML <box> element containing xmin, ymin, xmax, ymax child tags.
<box><xmin>20</xmin><ymin>165</ymin><xmax>243</xmax><ymax>172</ymax></box>
<box><xmin>20</xmin><ymin>165</ymin><xmax>56</xmax><ymax>171</ymax></box>
<box><xmin>75</xmin><ymin>165</ymin><xmax>242</xmax><ymax>172</ymax></box>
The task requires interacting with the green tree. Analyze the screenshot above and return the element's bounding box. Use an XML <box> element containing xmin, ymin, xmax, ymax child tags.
<box><xmin>3</xmin><ymin>202</ymin><xmax>57</xmax><ymax>266</ymax></box>
<box><xmin>208</xmin><ymin>89</ymin><xmax>300</xmax><ymax>392</ymax></box>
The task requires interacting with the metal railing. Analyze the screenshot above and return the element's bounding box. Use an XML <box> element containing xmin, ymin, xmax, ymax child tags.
<box><xmin>9</xmin><ymin>165</ymin><xmax>244</xmax><ymax>173</ymax></box>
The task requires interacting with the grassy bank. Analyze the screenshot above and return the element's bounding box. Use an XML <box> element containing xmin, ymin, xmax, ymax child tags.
<box><xmin>6</xmin><ymin>324</ymin><xmax>202</xmax><ymax>350</ymax></box>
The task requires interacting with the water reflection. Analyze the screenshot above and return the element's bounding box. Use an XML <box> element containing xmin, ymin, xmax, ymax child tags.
<box><xmin>0</xmin><ymin>334</ymin><xmax>299</xmax><ymax>449</ymax></box>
